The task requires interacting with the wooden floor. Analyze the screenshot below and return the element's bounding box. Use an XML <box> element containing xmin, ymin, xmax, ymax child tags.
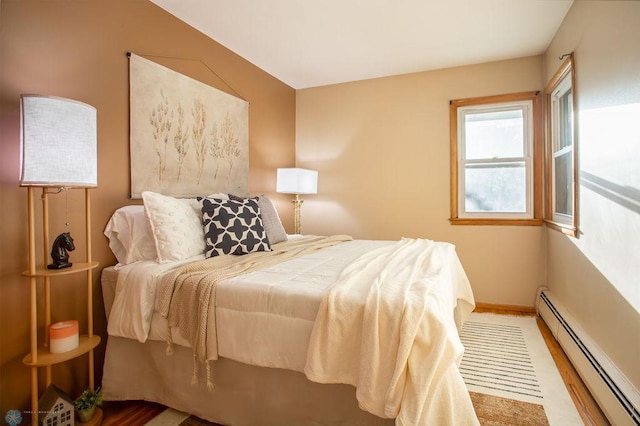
<box><xmin>102</xmin><ymin>400</ymin><xmax>167</xmax><ymax>426</ymax></box>
<box><xmin>101</xmin><ymin>308</ymin><xmax>610</xmax><ymax>426</ymax></box>
<box><xmin>536</xmin><ymin>317</ymin><xmax>609</xmax><ymax>425</ymax></box>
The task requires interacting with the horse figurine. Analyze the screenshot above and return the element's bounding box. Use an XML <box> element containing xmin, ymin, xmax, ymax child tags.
<box><xmin>47</xmin><ymin>232</ymin><xmax>75</xmax><ymax>270</ymax></box>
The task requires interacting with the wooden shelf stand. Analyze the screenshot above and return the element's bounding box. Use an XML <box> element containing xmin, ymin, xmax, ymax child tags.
<box><xmin>22</xmin><ymin>186</ymin><xmax>99</xmax><ymax>425</ymax></box>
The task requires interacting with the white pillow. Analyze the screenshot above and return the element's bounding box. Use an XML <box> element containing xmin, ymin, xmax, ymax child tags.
<box><xmin>207</xmin><ymin>193</ymin><xmax>230</xmax><ymax>200</ymax></box>
<box><xmin>104</xmin><ymin>205</ymin><xmax>157</xmax><ymax>265</ymax></box>
<box><xmin>141</xmin><ymin>191</ymin><xmax>207</xmax><ymax>263</ymax></box>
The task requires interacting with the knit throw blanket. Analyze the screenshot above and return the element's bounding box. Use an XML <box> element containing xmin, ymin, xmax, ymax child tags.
<box><xmin>156</xmin><ymin>235</ymin><xmax>352</xmax><ymax>387</ymax></box>
<box><xmin>304</xmin><ymin>239</ymin><xmax>477</xmax><ymax>425</ymax></box>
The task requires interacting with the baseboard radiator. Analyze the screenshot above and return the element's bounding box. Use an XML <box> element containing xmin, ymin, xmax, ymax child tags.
<box><xmin>536</xmin><ymin>288</ymin><xmax>640</xmax><ymax>426</ymax></box>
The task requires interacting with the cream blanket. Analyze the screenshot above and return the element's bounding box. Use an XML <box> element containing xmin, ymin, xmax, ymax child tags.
<box><xmin>156</xmin><ymin>235</ymin><xmax>353</xmax><ymax>367</ymax></box>
<box><xmin>304</xmin><ymin>238</ymin><xmax>478</xmax><ymax>425</ymax></box>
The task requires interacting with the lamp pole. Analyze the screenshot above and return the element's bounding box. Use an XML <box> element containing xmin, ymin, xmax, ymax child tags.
<box><xmin>292</xmin><ymin>194</ymin><xmax>303</xmax><ymax>234</ymax></box>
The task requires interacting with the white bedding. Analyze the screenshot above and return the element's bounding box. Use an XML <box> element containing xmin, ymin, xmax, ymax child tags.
<box><xmin>107</xmin><ymin>239</ymin><xmax>392</xmax><ymax>371</ymax></box>
<box><xmin>104</xmin><ymin>236</ymin><xmax>477</xmax><ymax>424</ymax></box>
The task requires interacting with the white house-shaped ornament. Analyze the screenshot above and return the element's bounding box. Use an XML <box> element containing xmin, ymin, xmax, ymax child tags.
<box><xmin>38</xmin><ymin>385</ymin><xmax>74</xmax><ymax>426</ymax></box>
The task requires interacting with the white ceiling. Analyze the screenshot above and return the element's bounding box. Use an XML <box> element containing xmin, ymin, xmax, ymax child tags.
<box><xmin>150</xmin><ymin>0</ymin><xmax>573</xmax><ymax>90</ymax></box>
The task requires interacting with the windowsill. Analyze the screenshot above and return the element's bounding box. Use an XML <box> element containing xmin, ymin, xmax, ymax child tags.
<box><xmin>544</xmin><ymin>219</ymin><xmax>578</xmax><ymax>237</ymax></box>
<box><xmin>449</xmin><ymin>218</ymin><xmax>544</xmax><ymax>226</ymax></box>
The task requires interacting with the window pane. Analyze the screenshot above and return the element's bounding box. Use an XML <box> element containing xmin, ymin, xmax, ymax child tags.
<box><xmin>464</xmin><ymin>163</ymin><xmax>526</xmax><ymax>212</ymax></box>
<box><xmin>465</xmin><ymin>109</ymin><xmax>524</xmax><ymax>160</ymax></box>
<box><xmin>556</xmin><ymin>88</ymin><xmax>573</xmax><ymax>151</ymax></box>
<box><xmin>554</xmin><ymin>151</ymin><xmax>573</xmax><ymax>215</ymax></box>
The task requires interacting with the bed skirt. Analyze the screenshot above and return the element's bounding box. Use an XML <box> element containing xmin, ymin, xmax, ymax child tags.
<box><xmin>102</xmin><ymin>336</ymin><xmax>394</xmax><ymax>426</ymax></box>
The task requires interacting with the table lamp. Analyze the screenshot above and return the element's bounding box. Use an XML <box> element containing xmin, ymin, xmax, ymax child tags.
<box><xmin>276</xmin><ymin>168</ymin><xmax>318</xmax><ymax>234</ymax></box>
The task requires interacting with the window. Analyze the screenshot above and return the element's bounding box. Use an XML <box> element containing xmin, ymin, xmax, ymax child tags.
<box><xmin>545</xmin><ymin>56</ymin><xmax>578</xmax><ymax>236</ymax></box>
<box><xmin>450</xmin><ymin>92</ymin><xmax>543</xmax><ymax>225</ymax></box>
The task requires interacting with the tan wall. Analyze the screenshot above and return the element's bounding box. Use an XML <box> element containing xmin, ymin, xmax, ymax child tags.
<box><xmin>543</xmin><ymin>1</ymin><xmax>640</xmax><ymax>390</ymax></box>
<box><xmin>0</xmin><ymin>0</ymin><xmax>295</xmax><ymax>414</ymax></box>
<box><xmin>296</xmin><ymin>56</ymin><xmax>545</xmax><ymax>308</ymax></box>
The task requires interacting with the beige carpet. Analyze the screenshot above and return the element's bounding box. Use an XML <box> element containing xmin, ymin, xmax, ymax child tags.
<box><xmin>146</xmin><ymin>313</ymin><xmax>582</xmax><ymax>426</ymax></box>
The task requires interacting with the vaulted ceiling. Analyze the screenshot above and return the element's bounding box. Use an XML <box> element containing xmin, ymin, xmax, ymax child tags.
<box><xmin>150</xmin><ymin>0</ymin><xmax>573</xmax><ymax>89</ymax></box>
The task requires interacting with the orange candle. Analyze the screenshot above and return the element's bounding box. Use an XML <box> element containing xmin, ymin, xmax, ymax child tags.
<box><xmin>50</xmin><ymin>320</ymin><xmax>79</xmax><ymax>353</ymax></box>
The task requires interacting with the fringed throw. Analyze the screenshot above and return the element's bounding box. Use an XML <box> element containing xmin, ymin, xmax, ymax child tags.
<box><xmin>156</xmin><ymin>235</ymin><xmax>353</xmax><ymax>390</ymax></box>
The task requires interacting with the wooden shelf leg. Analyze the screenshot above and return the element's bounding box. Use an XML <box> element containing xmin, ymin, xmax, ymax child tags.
<box><xmin>30</xmin><ymin>367</ymin><xmax>38</xmax><ymax>426</ymax></box>
<box><xmin>27</xmin><ymin>187</ymin><xmax>39</xmax><ymax>425</ymax></box>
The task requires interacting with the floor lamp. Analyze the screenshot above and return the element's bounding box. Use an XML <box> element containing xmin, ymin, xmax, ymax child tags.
<box><xmin>20</xmin><ymin>94</ymin><xmax>99</xmax><ymax>425</ymax></box>
<box><xmin>276</xmin><ymin>168</ymin><xmax>318</xmax><ymax>234</ymax></box>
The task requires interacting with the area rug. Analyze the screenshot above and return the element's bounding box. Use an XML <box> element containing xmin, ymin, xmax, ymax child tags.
<box><xmin>145</xmin><ymin>313</ymin><xmax>583</xmax><ymax>426</ymax></box>
<box><xmin>460</xmin><ymin>312</ymin><xmax>582</xmax><ymax>425</ymax></box>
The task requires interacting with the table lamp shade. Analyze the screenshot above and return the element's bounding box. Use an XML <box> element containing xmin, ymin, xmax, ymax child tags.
<box><xmin>20</xmin><ymin>95</ymin><xmax>97</xmax><ymax>187</ymax></box>
<box><xmin>276</xmin><ymin>168</ymin><xmax>318</xmax><ymax>195</ymax></box>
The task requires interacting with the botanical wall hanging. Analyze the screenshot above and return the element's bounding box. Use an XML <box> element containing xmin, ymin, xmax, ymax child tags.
<box><xmin>128</xmin><ymin>53</ymin><xmax>249</xmax><ymax>198</ymax></box>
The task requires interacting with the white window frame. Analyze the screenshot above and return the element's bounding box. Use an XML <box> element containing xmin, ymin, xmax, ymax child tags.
<box><xmin>549</xmin><ymin>72</ymin><xmax>574</xmax><ymax>224</ymax></box>
<box><xmin>457</xmin><ymin>100</ymin><xmax>534</xmax><ymax>220</ymax></box>
<box><xmin>449</xmin><ymin>92</ymin><xmax>544</xmax><ymax>226</ymax></box>
<box><xmin>545</xmin><ymin>56</ymin><xmax>578</xmax><ymax>236</ymax></box>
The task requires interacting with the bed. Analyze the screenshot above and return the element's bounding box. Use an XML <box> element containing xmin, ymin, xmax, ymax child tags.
<box><xmin>100</xmin><ymin>192</ymin><xmax>479</xmax><ymax>425</ymax></box>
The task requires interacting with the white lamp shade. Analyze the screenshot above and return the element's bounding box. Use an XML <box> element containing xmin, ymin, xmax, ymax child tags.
<box><xmin>20</xmin><ymin>95</ymin><xmax>97</xmax><ymax>187</ymax></box>
<box><xmin>276</xmin><ymin>168</ymin><xmax>318</xmax><ymax>195</ymax></box>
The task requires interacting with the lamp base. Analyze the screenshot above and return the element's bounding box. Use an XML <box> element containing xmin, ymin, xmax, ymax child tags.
<box><xmin>292</xmin><ymin>196</ymin><xmax>303</xmax><ymax>234</ymax></box>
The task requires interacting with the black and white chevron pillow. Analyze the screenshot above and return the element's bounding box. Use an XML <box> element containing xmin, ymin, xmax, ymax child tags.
<box><xmin>198</xmin><ymin>197</ymin><xmax>271</xmax><ymax>257</ymax></box>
